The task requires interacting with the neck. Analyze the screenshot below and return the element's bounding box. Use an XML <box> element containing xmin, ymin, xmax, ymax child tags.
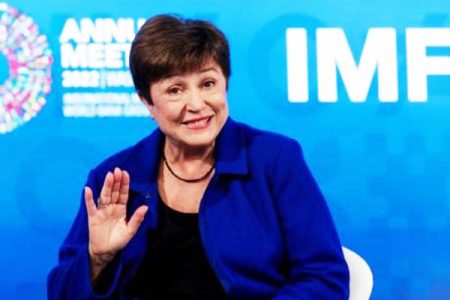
<box><xmin>162</xmin><ymin>138</ymin><xmax>215</xmax><ymax>182</ymax></box>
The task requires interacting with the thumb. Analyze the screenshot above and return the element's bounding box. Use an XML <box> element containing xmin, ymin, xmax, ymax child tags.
<box><xmin>126</xmin><ymin>205</ymin><xmax>149</xmax><ymax>238</ymax></box>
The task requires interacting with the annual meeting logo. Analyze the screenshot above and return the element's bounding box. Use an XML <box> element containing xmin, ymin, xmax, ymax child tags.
<box><xmin>0</xmin><ymin>3</ymin><xmax>52</xmax><ymax>134</ymax></box>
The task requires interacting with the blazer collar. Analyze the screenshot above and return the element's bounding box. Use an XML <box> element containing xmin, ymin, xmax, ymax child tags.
<box><xmin>214</xmin><ymin>117</ymin><xmax>248</xmax><ymax>176</ymax></box>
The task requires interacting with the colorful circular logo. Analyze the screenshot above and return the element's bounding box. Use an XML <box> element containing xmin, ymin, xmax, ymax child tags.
<box><xmin>0</xmin><ymin>3</ymin><xmax>53</xmax><ymax>134</ymax></box>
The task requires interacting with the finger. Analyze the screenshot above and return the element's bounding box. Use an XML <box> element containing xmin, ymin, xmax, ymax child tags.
<box><xmin>84</xmin><ymin>186</ymin><xmax>97</xmax><ymax>217</ymax></box>
<box><xmin>126</xmin><ymin>205</ymin><xmax>148</xmax><ymax>238</ymax></box>
<box><xmin>118</xmin><ymin>170</ymin><xmax>130</xmax><ymax>205</ymax></box>
<box><xmin>111</xmin><ymin>167</ymin><xmax>123</xmax><ymax>204</ymax></box>
<box><xmin>100</xmin><ymin>172</ymin><xmax>113</xmax><ymax>205</ymax></box>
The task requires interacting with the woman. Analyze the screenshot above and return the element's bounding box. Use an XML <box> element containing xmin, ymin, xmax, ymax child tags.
<box><xmin>48</xmin><ymin>14</ymin><xmax>349</xmax><ymax>299</ymax></box>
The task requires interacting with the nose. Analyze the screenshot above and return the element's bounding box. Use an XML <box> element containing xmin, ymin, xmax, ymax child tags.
<box><xmin>186</xmin><ymin>89</ymin><xmax>205</xmax><ymax>112</ymax></box>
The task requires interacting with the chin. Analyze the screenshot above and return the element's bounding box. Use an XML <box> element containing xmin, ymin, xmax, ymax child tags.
<box><xmin>181</xmin><ymin>136</ymin><xmax>217</xmax><ymax>149</ymax></box>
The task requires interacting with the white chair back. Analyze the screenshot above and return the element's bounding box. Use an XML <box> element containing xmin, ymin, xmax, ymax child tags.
<box><xmin>342</xmin><ymin>246</ymin><xmax>373</xmax><ymax>300</ymax></box>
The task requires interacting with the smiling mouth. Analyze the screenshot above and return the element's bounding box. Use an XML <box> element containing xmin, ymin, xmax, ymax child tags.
<box><xmin>182</xmin><ymin>116</ymin><xmax>213</xmax><ymax>130</ymax></box>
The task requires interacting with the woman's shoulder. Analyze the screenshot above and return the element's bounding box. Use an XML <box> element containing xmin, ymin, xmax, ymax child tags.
<box><xmin>227</xmin><ymin>120</ymin><xmax>306</xmax><ymax>180</ymax></box>
<box><xmin>232</xmin><ymin>119</ymin><xmax>301</xmax><ymax>152</ymax></box>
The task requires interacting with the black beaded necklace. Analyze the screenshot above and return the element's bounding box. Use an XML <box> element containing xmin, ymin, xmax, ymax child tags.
<box><xmin>162</xmin><ymin>153</ymin><xmax>215</xmax><ymax>183</ymax></box>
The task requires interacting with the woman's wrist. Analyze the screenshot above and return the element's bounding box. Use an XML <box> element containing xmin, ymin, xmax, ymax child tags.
<box><xmin>88</xmin><ymin>246</ymin><xmax>117</xmax><ymax>281</ymax></box>
<box><xmin>90</xmin><ymin>252</ymin><xmax>115</xmax><ymax>267</ymax></box>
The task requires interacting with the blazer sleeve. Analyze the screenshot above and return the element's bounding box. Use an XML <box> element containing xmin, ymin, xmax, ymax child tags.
<box><xmin>47</xmin><ymin>170</ymin><xmax>124</xmax><ymax>300</ymax></box>
<box><xmin>270</xmin><ymin>139</ymin><xmax>349</xmax><ymax>299</ymax></box>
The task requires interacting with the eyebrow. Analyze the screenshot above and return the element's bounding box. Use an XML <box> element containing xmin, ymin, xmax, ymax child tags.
<box><xmin>164</xmin><ymin>67</ymin><xmax>218</xmax><ymax>82</ymax></box>
<box><xmin>198</xmin><ymin>67</ymin><xmax>218</xmax><ymax>73</ymax></box>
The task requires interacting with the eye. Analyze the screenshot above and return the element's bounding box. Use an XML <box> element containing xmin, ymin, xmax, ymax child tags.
<box><xmin>167</xmin><ymin>86</ymin><xmax>182</xmax><ymax>95</ymax></box>
<box><xmin>203</xmin><ymin>80</ymin><xmax>215</xmax><ymax>89</ymax></box>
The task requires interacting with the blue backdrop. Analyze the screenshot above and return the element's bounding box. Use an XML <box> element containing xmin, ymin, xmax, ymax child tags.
<box><xmin>1</xmin><ymin>0</ymin><xmax>450</xmax><ymax>299</ymax></box>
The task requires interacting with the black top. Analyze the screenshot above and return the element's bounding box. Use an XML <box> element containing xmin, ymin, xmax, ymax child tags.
<box><xmin>128</xmin><ymin>197</ymin><xmax>227</xmax><ymax>300</ymax></box>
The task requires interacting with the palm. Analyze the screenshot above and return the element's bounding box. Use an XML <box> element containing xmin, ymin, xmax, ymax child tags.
<box><xmin>88</xmin><ymin>203</ymin><xmax>130</xmax><ymax>254</ymax></box>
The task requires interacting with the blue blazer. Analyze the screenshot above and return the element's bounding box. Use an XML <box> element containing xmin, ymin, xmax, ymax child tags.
<box><xmin>48</xmin><ymin>118</ymin><xmax>349</xmax><ymax>299</ymax></box>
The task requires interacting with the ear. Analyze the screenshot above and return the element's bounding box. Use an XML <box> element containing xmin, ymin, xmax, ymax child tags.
<box><xmin>148</xmin><ymin>104</ymin><xmax>155</xmax><ymax>119</ymax></box>
<box><xmin>139</xmin><ymin>96</ymin><xmax>154</xmax><ymax>118</ymax></box>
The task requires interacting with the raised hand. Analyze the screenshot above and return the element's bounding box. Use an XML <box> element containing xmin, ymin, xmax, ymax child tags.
<box><xmin>84</xmin><ymin>167</ymin><xmax>148</xmax><ymax>280</ymax></box>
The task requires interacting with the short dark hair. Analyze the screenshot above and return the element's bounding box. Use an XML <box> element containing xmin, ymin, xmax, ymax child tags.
<box><xmin>129</xmin><ymin>14</ymin><xmax>231</xmax><ymax>104</ymax></box>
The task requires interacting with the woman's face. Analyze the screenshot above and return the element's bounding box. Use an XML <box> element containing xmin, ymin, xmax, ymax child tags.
<box><xmin>146</xmin><ymin>60</ymin><xmax>229</xmax><ymax>150</ymax></box>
